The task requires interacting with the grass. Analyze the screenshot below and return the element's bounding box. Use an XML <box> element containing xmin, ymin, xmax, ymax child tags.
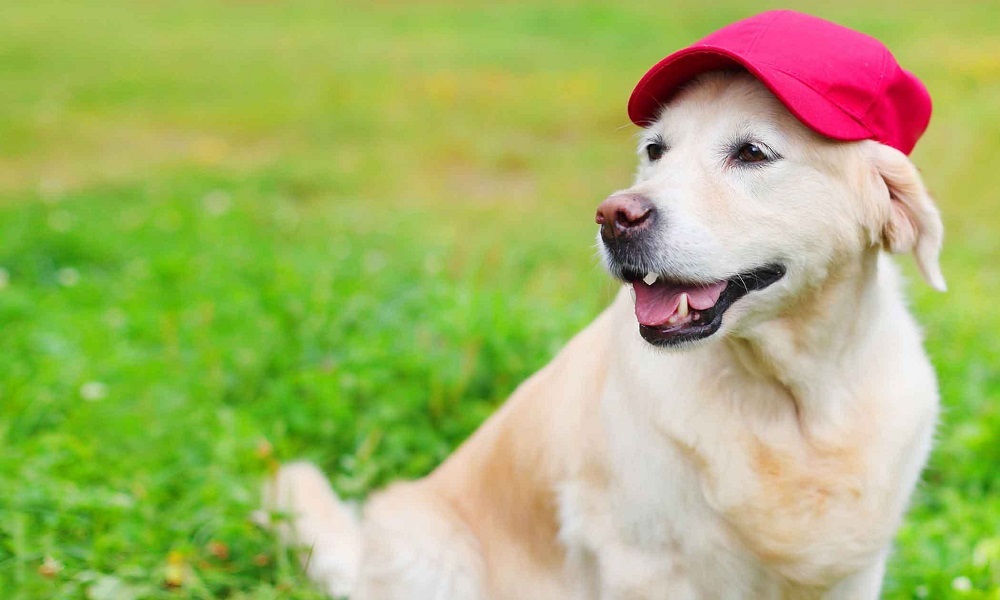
<box><xmin>0</xmin><ymin>0</ymin><xmax>997</xmax><ymax>597</ymax></box>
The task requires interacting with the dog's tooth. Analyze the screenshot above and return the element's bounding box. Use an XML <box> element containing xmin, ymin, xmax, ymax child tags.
<box><xmin>643</xmin><ymin>272</ymin><xmax>658</xmax><ymax>285</ymax></box>
<box><xmin>668</xmin><ymin>315</ymin><xmax>678</xmax><ymax>325</ymax></box>
<box><xmin>678</xmin><ymin>293</ymin><xmax>689</xmax><ymax>318</ymax></box>
<box><xmin>629</xmin><ymin>285</ymin><xmax>637</xmax><ymax>305</ymax></box>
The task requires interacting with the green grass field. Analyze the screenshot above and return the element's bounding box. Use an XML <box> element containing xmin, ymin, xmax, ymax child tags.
<box><xmin>1</xmin><ymin>1</ymin><xmax>998</xmax><ymax>597</ymax></box>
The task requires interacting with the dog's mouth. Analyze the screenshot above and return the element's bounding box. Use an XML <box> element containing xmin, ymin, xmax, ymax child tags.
<box><xmin>619</xmin><ymin>264</ymin><xmax>786</xmax><ymax>346</ymax></box>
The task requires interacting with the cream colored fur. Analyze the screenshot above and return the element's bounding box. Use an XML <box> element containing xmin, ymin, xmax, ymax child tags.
<box><xmin>262</xmin><ymin>73</ymin><xmax>944</xmax><ymax>599</ymax></box>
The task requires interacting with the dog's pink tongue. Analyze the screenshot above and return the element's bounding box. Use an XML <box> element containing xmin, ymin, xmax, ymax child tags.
<box><xmin>632</xmin><ymin>279</ymin><xmax>727</xmax><ymax>327</ymax></box>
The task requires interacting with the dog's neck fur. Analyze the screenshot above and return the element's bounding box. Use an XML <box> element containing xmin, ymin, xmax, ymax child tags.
<box><xmin>722</xmin><ymin>249</ymin><xmax>895</xmax><ymax>436</ymax></box>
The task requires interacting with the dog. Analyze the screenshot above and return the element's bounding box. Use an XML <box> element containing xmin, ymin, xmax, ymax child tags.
<box><xmin>263</xmin><ymin>12</ymin><xmax>944</xmax><ymax>599</ymax></box>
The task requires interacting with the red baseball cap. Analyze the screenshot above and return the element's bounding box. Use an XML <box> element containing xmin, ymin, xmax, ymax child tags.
<box><xmin>627</xmin><ymin>10</ymin><xmax>931</xmax><ymax>154</ymax></box>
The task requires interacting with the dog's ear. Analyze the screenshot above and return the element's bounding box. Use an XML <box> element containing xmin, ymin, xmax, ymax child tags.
<box><xmin>864</xmin><ymin>141</ymin><xmax>947</xmax><ymax>291</ymax></box>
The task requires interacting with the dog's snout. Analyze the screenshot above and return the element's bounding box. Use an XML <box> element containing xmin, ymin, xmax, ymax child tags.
<box><xmin>596</xmin><ymin>193</ymin><xmax>656</xmax><ymax>240</ymax></box>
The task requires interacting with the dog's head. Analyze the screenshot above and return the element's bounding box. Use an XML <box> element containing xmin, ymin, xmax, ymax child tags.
<box><xmin>598</xmin><ymin>72</ymin><xmax>945</xmax><ymax>347</ymax></box>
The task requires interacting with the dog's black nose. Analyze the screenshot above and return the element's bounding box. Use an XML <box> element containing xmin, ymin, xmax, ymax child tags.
<box><xmin>596</xmin><ymin>193</ymin><xmax>656</xmax><ymax>240</ymax></box>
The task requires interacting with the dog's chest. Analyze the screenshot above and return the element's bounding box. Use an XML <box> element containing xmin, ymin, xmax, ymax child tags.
<box><xmin>558</xmin><ymin>407</ymin><xmax>772</xmax><ymax>598</ymax></box>
<box><xmin>557</xmin><ymin>379</ymin><xmax>901</xmax><ymax>598</ymax></box>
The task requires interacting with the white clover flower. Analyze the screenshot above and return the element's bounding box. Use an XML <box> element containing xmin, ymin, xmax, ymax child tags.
<box><xmin>951</xmin><ymin>576</ymin><xmax>972</xmax><ymax>592</ymax></box>
<box><xmin>80</xmin><ymin>381</ymin><xmax>107</xmax><ymax>401</ymax></box>
<box><xmin>56</xmin><ymin>267</ymin><xmax>80</xmax><ymax>287</ymax></box>
<box><xmin>203</xmin><ymin>190</ymin><xmax>232</xmax><ymax>216</ymax></box>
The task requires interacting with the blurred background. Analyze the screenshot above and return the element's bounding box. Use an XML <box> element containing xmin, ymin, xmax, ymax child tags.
<box><xmin>1</xmin><ymin>1</ymin><xmax>997</xmax><ymax>598</ymax></box>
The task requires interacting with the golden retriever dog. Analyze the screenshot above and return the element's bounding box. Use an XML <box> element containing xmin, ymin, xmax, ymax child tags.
<box><xmin>263</xmin><ymin>8</ymin><xmax>949</xmax><ymax>595</ymax></box>
<box><xmin>261</xmin><ymin>67</ymin><xmax>944</xmax><ymax>598</ymax></box>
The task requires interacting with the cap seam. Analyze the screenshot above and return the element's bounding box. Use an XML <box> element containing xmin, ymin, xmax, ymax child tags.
<box><xmin>860</xmin><ymin>49</ymin><xmax>889</xmax><ymax>120</ymax></box>
<box><xmin>752</xmin><ymin>60</ymin><xmax>876</xmax><ymax>134</ymax></box>
<box><xmin>743</xmin><ymin>11</ymin><xmax>778</xmax><ymax>55</ymax></box>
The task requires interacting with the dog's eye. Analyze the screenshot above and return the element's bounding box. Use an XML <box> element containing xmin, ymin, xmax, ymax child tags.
<box><xmin>736</xmin><ymin>143</ymin><xmax>768</xmax><ymax>164</ymax></box>
<box><xmin>645</xmin><ymin>142</ymin><xmax>665</xmax><ymax>162</ymax></box>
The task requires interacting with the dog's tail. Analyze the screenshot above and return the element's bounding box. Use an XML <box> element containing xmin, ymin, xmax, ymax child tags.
<box><xmin>260</xmin><ymin>461</ymin><xmax>362</xmax><ymax>597</ymax></box>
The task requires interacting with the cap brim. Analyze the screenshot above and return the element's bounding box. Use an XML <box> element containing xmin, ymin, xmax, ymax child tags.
<box><xmin>627</xmin><ymin>46</ymin><xmax>874</xmax><ymax>143</ymax></box>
